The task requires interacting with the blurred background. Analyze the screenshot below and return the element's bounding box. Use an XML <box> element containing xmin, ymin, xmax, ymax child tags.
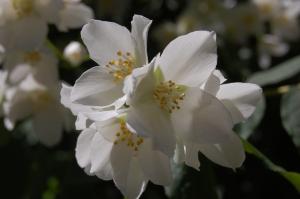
<box><xmin>1</xmin><ymin>0</ymin><xmax>300</xmax><ymax>198</ymax></box>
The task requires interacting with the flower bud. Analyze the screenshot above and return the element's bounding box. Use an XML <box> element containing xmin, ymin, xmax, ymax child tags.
<box><xmin>63</xmin><ymin>41</ymin><xmax>86</xmax><ymax>66</ymax></box>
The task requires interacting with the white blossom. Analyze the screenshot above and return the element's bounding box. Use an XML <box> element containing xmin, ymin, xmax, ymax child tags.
<box><xmin>70</xmin><ymin>15</ymin><xmax>152</xmax><ymax>107</ymax></box>
<box><xmin>125</xmin><ymin>31</ymin><xmax>262</xmax><ymax>168</ymax></box>
<box><xmin>56</xmin><ymin>0</ymin><xmax>94</xmax><ymax>32</ymax></box>
<box><xmin>3</xmin><ymin>75</ymin><xmax>71</xmax><ymax>146</ymax></box>
<box><xmin>63</xmin><ymin>41</ymin><xmax>87</xmax><ymax>66</ymax></box>
<box><xmin>75</xmin><ymin>113</ymin><xmax>172</xmax><ymax>199</ymax></box>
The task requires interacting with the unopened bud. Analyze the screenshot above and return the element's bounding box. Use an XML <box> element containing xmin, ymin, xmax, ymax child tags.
<box><xmin>63</xmin><ymin>41</ymin><xmax>87</xmax><ymax>66</ymax></box>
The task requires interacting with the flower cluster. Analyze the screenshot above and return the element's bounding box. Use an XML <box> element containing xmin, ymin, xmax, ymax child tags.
<box><xmin>0</xmin><ymin>0</ymin><xmax>94</xmax><ymax>146</ymax></box>
<box><xmin>61</xmin><ymin>15</ymin><xmax>262</xmax><ymax>199</ymax></box>
<box><xmin>154</xmin><ymin>0</ymin><xmax>300</xmax><ymax>69</ymax></box>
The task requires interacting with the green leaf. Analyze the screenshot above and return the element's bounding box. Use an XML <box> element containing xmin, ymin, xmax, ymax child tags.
<box><xmin>281</xmin><ymin>87</ymin><xmax>300</xmax><ymax>147</ymax></box>
<box><xmin>248</xmin><ymin>56</ymin><xmax>300</xmax><ymax>86</ymax></box>
<box><xmin>165</xmin><ymin>158</ymin><xmax>218</xmax><ymax>199</ymax></box>
<box><xmin>242</xmin><ymin>139</ymin><xmax>300</xmax><ymax>192</ymax></box>
<box><xmin>236</xmin><ymin>96</ymin><xmax>266</xmax><ymax>139</ymax></box>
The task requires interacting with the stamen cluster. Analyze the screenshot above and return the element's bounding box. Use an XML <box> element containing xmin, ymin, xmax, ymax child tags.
<box><xmin>106</xmin><ymin>51</ymin><xmax>135</xmax><ymax>82</ymax></box>
<box><xmin>153</xmin><ymin>80</ymin><xmax>185</xmax><ymax>113</ymax></box>
<box><xmin>114</xmin><ymin>120</ymin><xmax>144</xmax><ymax>152</ymax></box>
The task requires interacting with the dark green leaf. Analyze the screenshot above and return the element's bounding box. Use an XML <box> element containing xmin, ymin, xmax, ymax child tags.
<box><xmin>248</xmin><ymin>56</ymin><xmax>300</xmax><ymax>86</ymax></box>
<box><xmin>242</xmin><ymin>139</ymin><xmax>300</xmax><ymax>192</ymax></box>
<box><xmin>281</xmin><ymin>87</ymin><xmax>300</xmax><ymax>147</ymax></box>
<box><xmin>165</xmin><ymin>159</ymin><xmax>219</xmax><ymax>199</ymax></box>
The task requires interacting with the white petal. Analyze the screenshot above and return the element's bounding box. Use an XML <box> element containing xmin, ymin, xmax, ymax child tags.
<box><xmin>217</xmin><ymin>83</ymin><xmax>262</xmax><ymax>123</ymax></box>
<box><xmin>75</xmin><ymin>128</ymin><xmax>96</xmax><ymax>168</ymax></box>
<box><xmin>127</xmin><ymin>60</ymin><xmax>175</xmax><ymax>156</ymax></box>
<box><xmin>3</xmin><ymin>91</ymin><xmax>33</xmax><ymax>129</ymax></box>
<box><xmin>138</xmin><ymin>139</ymin><xmax>172</xmax><ymax>185</ymax></box>
<box><xmin>184</xmin><ymin>143</ymin><xmax>200</xmax><ymax>170</ymax></box>
<box><xmin>90</xmin><ymin>132</ymin><xmax>114</xmax><ymax>174</ymax></box>
<box><xmin>83</xmin><ymin>110</ymin><xmax>119</xmax><ymax>122</ymax></box>
<box><xmin>0</xmin><ymin>16</ymin><xmax>47</xmax><ymax>51</ymax></box>
<box><xmin>127</xmin><ymin>103</ymin><xmax>175</xmax><ymax>157</ymax></box>
<box><xmin>35</xmin><ymin>0</ymin><xmax>63</xmax><ymax>24</ymax></box>
<box><xmin>75</xmin><ymin>113</ymin><xmax>88</xmax><ymax>130</ymax></box>
<box><xmin>71</xmin><ymin>66</ymin><xmax>123</xmax><ymax>106</ymax></box>
<box><xmin>95</xmin><ymin>118</ymin><xmax>120</xmax><ymax>142</ymax></box>
<box><xmin>8</xmin><ymin>64</ymin><xmax>31</xmax><ymax>85</ymax></box>
<box><xmin>198</xmin><ymin>132</ymin><xmax>245</xmax><ymax>169</ymax></box>
<box><xmin>61</xmin><ymin>83</ymin><xmax>94</xmax><ymax>116</ymax></box>
<box><xmin>0</xmin><ymin>44</ymin><xmax>5</xmax><ymax>64</ymax></box>
<box><xmin>201</xmin><ymin>70</ymin><xmax>221</xmax><ymax>96</ymax></box>
<box><xmin>32</xmin><ymin>104</ymin><xmax>63</xmax><ymax>146</ymax></box>
<box><xmin>174</xmin><ymin>141</ymin><xmax>185</xmax><ymax>164</ymax></box>
<box><xmin>213</xmin><ymin>70</ymin><xmax>226</xmax><ymax>83</ymax></box>
<box><xmin>81</xmin><ymin>19</ymin><xmax>134</xmax><ymax>65</ymax></box>
<box><xmin>111</xmin><ymin>143</ymin><xmax>147</xmax><ymax>199</ymax></box>
<box><xmin>159</xmin><ymin>31</ymin><xmax>217</xmax><ymax>87</ymax></box>
<box><xmin>60</xmin><ymin>83</ymin><xmax>73</xmax><ymax>109</ymax></box>
<box><xmin>58</xmin><ymin>3</ymin><xmax>94</xmax><ymax>31</ymax></box>
<box><xmin>95</xmin><ymin>162</ymin><xmax>113</xmax><ymax>181</ymax></box>
<box><xmin>172</xmin><ymin>87</ymin><xmax>233</xmax><ymax>145</ymax></box>
<box><xmin>131</xmin><ymin>15</ymin><xmax>152</xmax><ymax>66</ymax></box>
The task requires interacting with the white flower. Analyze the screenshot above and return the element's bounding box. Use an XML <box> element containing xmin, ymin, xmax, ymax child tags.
<box><xmin>0</xmin><ymin>0</ymin><xmax>63</xmax><ymax>24</ymax></box>
<box><xmin>271</xmin><ymin>1</ymin><xmax>300</xmax><ymax>41</ymax></box>
<box><xmin>223</xmin><ymin>3</ymin><xmax>263</xmax><ymax>42</ymax></box>
<box><xmin>125</xmin><ymin>31</ymin><xmax>262</xmax><ymax>169</ymax></box>
<box><xmin>3</xmin><ymin>75</ymin><xmax>70</xmax><ymax>146</ymax></box>
<box><xmin>257</xmin><ymin>34</ymin><xmax>289</xmax><ymax>69</ymax></box>
<box><xmin>56</xmin><ymin>0</ymin><xmax>94</xmax><ymax>32</ymax></box>
<box><xmin>75</xmin><ymin>114</ymin><xmax>172</xmax><ymax>199</ymax></box>
<box><xmin>252</xmin><ymin>0</ymin><xmax>281</xmax><ymax>20</ymax></box>
<box><xmin>3</xmin><ymin>45</ymin><xmax>59</xmax><ymax>85</ymax></box>
<box><xmin>63</xmin><ymin>41</ymin><xmax>87</xmax><ymax>66</ymax></box>
<box><xmin>70</xmin><ymin>15</ymin><xmax>152</xmax><ymax>107</ymax></box>
<box><xmin>0</xmin><ymin>15</ymin><xmax>48</xmax><ymax>53</ymax></box>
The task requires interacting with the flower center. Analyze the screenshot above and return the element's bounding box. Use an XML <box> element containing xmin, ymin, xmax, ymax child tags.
<box><xmin>105</xmin><ymin>51</ymin><xmax>135</xmax><ymax>82</ymax></box>
<box><xmin>23</xmin><ymin>51</ymin><xmax>41</xmax><ymax>64</ymax></box>
<box><xmin>12</xmin><ymin>0</ymin><xmax>34</xmax><ymax>17</ymax></box>
<box><xmin>153</xmin><ymin>80</ymin><xmax>185</xmax><ymax>114</ymax></box>
<box><xmin>30</xmin><ymin>90</ymin><xmax>53</xmax><ymax>111</ymax></box>
<box><xmin>114</xmin><ymin>120</ymin><xmax>144</xmax><ymax>152</ymax></box>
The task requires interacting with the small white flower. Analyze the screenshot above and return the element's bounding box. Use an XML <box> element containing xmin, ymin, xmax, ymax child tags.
<box><xmin>3</xmin><ymin>75</ymin><xmax>70</xmax><ymax>146</ymax></box>
<box><xmin>257</xmin><ymin>34</ymin><xmax>289</xmax><ymax>69</ymax></box>
<box><xmin>63</xmin><ymin>41</ymin><xmax>87</xmax><ymax>66</ymax></box>
<box><xmin>252</xmin><ymin>0</ymin><xmax>281</xmax><ymax>20</ymax></box>
<box><xmin>75</xmin><ymin>114</ymin><xmax>172</xmax><ymax>199</ymax></box>
<box><xmin>223</xmin><ymin>3</ymin><xmax>263</xmax><ymax>42</ymax></box>
<box><xmin>271</xmin><ymin>1</ymin><xmax>300</xmax><ymax>41</ymax></box>
<box><xmin>0</xmin><ymin>15</ymin><xmax>48</xmax><ymax>53</ymax></box>
<box><xmin>56</xmin><ymin>0</ymin><xmax>94</xmax><ymax>32</ymax></box>
<box><xmin>3</xmin><ymin>45</ymin><xmax>59</xmax><ymax>85</ymax></box>
<box><xmin>70</xmin><ymin>15</ymin><xmax>152</xmax><ymax>107</ymax></box>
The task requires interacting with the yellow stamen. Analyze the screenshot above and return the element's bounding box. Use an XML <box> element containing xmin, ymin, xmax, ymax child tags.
<box><xmin>106</xmin><ymin>51</ymin><xmax>135</xmax><ymax>82</ymax></box>
<box><xmin>153</xmin><ymin>80</ymin><xmax>185</xmax><ymax>114</ymax></box>
<box><xmin>23</xmin><ymin>51</ymin><xmax>41</xmax><ymax>64</ymax></box>
<box><xmin>114</xmin><ymin>120</ymin><xmax>144</xmax><ymax>152</ymax></box>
